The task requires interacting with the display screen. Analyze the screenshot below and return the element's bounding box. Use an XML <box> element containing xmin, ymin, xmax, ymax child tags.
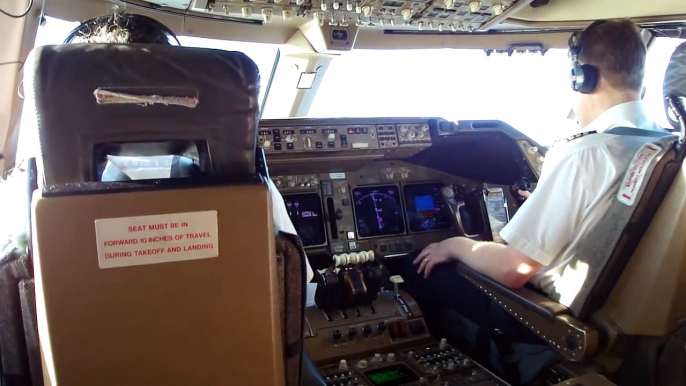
<box><xmin>365</xmin><ymin>364</ymin><xmax>419</xmax><ymax>386</ymax></box>
<box><xmin>352</xmin><ymin>185</ymin><xmax>405</xmax><ymax>238</ymax></box>
<box><xmin>403</xmin><ymin>183</ymin><xmax>453</xmax><ymax>233</ymax></box>
<box><xmin>283</xmin><ymin>193</ymin><xmax>326</xmax><ymax>247</ymax></box>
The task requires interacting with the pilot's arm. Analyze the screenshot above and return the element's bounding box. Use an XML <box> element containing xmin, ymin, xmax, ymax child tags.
<box><xmin>268</xmin><ymin>180</ymin><xmax>315</xmax><ymax>283</ymax></box>
<box><xmin>416</xmin><ymin>146</ymin><xmax>590</xmax><ymax>288</ymax></box>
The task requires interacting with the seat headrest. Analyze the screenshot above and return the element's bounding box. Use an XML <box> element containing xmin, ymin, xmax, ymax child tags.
<box><xmin>663</xmin><ymin>41</ymin><xmax>686</xmax><ymax>129</ymax></box>
<box><xmin>24</xmin><ymin>44</ymin><xmax>260</xmax><ymax>185</ymax></box>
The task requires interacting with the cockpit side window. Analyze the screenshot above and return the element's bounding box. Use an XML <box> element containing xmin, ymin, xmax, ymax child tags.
<box><xmin>643</xmin><ymin>36</ymin><xmax>686</xmax><ymax>130</ymax></box>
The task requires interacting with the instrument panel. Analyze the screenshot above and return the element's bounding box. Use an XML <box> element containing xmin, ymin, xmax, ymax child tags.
<box><xmin>273</xmin><ymin>160</ymin><xmax>486</xmax><ymax>259</ymax></box>
<box><xmin>264</xmin><ymin>118</ymin><xmax>531</xmax><ymax>260</ymax></box>
<box><xmin>258</xmin><ymin>122</ymin><xmax>431</xmax><ymax>153</ymax></box>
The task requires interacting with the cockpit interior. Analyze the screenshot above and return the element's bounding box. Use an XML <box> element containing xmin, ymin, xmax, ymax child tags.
<box><xmin>2</xmin><ymin>0</ymin><xmax>686</xmax><ymax>385</ymax></box>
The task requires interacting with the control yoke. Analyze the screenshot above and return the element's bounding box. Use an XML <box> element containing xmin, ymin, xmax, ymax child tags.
<box><xmin>440</xmin><ymin>185</ymin><xmax>481</xmax><ymax>239</ymax></box>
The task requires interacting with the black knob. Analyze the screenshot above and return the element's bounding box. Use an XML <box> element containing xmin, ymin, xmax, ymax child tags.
<box><xmin>363</xmin><ymin>324</ymin><xmax>373</xmax><ymax>336</ymax></box>
<box><xmin>333</xmin><ymin>330</ymin><xmax>342</xmax><ymax>341</ymax></box>
<box><xmin>348</xmin><ymin>326</ymin><xmax>357</xmax><ymax>339</ymax></box>
<box><xmin>378</xmin><ymin>321</ymin><xmax>387</xmax><ymax>332</ymax></box>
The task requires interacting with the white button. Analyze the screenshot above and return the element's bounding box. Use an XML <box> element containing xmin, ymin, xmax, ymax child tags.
<box><xmin>347</xmin><ymin>232</ymin><xmax>355</xmax><ymax>240</ymax></box>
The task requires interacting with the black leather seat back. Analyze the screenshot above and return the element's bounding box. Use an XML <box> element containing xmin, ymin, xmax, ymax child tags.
<box><xmin>23</xmin><ymin>44</ymin><xmax>260</xmax><ymax>185</ymax></box>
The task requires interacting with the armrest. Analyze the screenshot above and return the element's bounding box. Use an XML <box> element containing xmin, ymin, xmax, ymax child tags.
<box><xmin>456</xmin><ymin>264</ymin><xmax>569</xmax><ymax>321</ymax></box>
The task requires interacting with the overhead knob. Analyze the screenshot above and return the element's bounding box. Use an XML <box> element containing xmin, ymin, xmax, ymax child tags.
<box><xmin>241</xmin><ymin>6</ymin><xmax>252</xmax><ymax>17</ymax></box>
<box><xmin>333</xmin><ymin>330</ymin><xmax>342</xmax><ymax>342</ymax></box>
<box><xmin>327</xmin><ymin>133</ymin><xmax>336</xmax><ymax>141</ymax></box>
<box><xmin>469</xmin><ymin>1</ymin><xmax>480</xmax><ymax>13</ymax></box>
<box><xmin>492</xmin><ymin>3</ymin><xmax>504</xmax><ymax>15</ymax></box>
<box><xmin>339</xmin><ymin>359</ymin><xmax>349</xmax><ymax>371</ymax></box>
<box><xmin>348</xmin><ymin>326</ymin><xmax>357</xmax><ymax>339</ymax></box>
<box><xmin>439</xmin><ymin>338</ymin><xmax>449</xmax><ymax>350</ymax></box>
<box><xmin>378</xmin><ymin>321</ymin><xmax>387</xmax><ymax>332</ymax></box>
<box><xmin>321</xmin><ymin>2</ymin><xmax>328</xmax><ymax>10</ymax></box>
<box><xmin>305</xmin><ymin>136</ymin><xmax>313</xmax><ymax>149</ymax></box>
<box><xmin>285</xmin><ymin>135</ymin><xmax>295</xmax><ymax>143</ymax></box>
<box><xmin>401</xmin><ymin>8</ymin><xmax>412</xmax><ymax>21</ymax></box>
<box><xmin>363</xmin><ymin>324</ymin><xmax>373</xmax><ymax>337</ymax></box>
<box><xmin>262</xmin><ymin>140</ymin><xmax>271</xmax><ymax>149</ymax></box>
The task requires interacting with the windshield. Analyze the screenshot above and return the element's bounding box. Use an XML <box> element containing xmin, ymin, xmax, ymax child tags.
<box><xmin>308</xmin><ymin>38</ymin><xmax>685</xmax><ymax>146</ymax></box>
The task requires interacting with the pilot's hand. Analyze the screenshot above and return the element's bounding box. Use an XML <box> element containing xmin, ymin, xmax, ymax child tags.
<box><xmin>414</xmin><ymin>241</ymin><xmax>454</xmax><ymax>279</ymax></box>
<box><xmin>518</xmin><ymin>190</ymin><xmax>531</xmax><ymax>199</ymax></box>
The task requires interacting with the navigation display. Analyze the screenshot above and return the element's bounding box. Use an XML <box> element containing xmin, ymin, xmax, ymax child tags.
<box><xmin>403</xmin><ymin>183</ymin><xmax>453</xmax><ymax>233</ymax></box>
<box><xmin>364</xmin><ymin>364</ymin><xmax>419</xmax><ymax>386</ymax></box>
<box><xmin>352</xmin><ymin>185</ymin><xmax>405</xmax><ymax>238</ymax></box>
<box><xmin>283</xmin><ymin>193</ymin><xmax>326</xmax><ymax>247</ymax></box>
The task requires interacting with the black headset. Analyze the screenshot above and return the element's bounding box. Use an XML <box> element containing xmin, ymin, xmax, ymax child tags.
<box><xmin>568</xmin><ymin>20</ymin><xmax>607</xmax><ymax>94</ymax></box>
<box><xmin>63</xmin><ymin>14</ymin><xmax>181</xmax><ymax>46</ymax></box>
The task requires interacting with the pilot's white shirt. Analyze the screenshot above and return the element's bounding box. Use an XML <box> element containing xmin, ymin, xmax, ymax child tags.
<box><xmin>500</xmin><ymin>101</ymin><xmax>665</xmax><ymax>299</ymax></box>
<box><xmin>268</xmin><ymin>179</ymin><xmax>315</xmax><ymax>283</ymax></box>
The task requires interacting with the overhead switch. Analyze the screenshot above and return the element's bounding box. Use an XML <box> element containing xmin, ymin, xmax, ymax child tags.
<box><xmin>282</xmin><ymin>9</ymin><xmax>293</xmax><ymax>21</ymax></box>
<box><xmin>321</xmin><ymin>2</ymin><xmax>328</xmax><ymax>10</ymax></box>
<box><xmin>469</xmin><ymin>1</ymin><xmax>480</xmax><ymax>13</ymax></box>
<box><xmin>314</xmin><ymin>11</ymin><xmax>325</xmax><ymax>26</ymax></box>
<box><xmin>261</xmin><ymin>8</ymin><xmax>273</xmax><ymax>23</ymax></box>
<box><xmin>241</xmin><ymin>6</ymin><xmax>252</xmax><ymax>17</ymax></box>
<box><xmin>444</xmin><ymin>0</ymin><xmax>454</xmax><ymax>9</ymax></box>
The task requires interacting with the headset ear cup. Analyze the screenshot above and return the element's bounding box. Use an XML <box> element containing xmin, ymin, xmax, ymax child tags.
<box><xmin>578</xmin><ymin>64</ymin><xmax>599</xmax><ymax>94</ymax></box>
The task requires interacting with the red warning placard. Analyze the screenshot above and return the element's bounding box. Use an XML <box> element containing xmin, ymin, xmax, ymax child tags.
<box><xmin>95</xmin><ymin>211</ymin><xmax>219</xmax><ymax>269</ymax></box>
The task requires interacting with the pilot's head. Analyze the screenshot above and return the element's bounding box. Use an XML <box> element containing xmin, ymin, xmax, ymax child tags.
<box><xmin>569</xmin><ymin>19</ymin><xmax>647</xmax><ymax>128</ymax></box>
<box><xmin>63</xmin><ymin>13</ymin><xmax>180</xmax><ymax>45</ymax></box>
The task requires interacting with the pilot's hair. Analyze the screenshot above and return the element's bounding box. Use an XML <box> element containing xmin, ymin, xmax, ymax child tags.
<box><xmin>578</xmin><ymin>19</ymin><xmax>646</xmax><ymax>92</ymax></box>
<box><xmin>64</xmin><ymin>13</ymin><xmax>180</xmax><ymax>45</ymax></box>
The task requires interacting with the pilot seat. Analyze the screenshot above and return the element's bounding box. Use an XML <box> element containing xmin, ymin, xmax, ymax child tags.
<box><xmin>0</xmin><ymin>42</ymin><xmax>323</xmax><ymax>385</ymax></box>
<box><xmin>436</xmin><ymin>41</ymin><xmax>686</xmax><ymax>385</ymax></box>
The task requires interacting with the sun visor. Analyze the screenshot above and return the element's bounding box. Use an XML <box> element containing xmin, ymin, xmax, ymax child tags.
<box><xmin>663</xmin><ymin>41</ymin><xmax>686</xmax><ymax>129</ymax></box>
<box><xmin>23</xmin><ymin>44</ymin><xmax>261</xmax><ymax>185</ymax></box>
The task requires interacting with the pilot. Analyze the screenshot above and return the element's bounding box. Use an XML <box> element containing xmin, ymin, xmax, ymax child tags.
<box><xmin>405</xmin><ymin>20</ymin><xmax>664</xmax><ymax>336</ymax></box>
<box><xmin>32</xmin><ymin>13</ymin><xmax>314</xmax><ymax>282</ymax></box>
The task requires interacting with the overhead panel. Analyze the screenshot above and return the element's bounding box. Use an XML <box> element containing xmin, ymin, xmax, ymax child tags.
<box><xmin>183</xmin><ymin>0</ymin><xmax>520</xmax><ymax>33</ymax></box>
